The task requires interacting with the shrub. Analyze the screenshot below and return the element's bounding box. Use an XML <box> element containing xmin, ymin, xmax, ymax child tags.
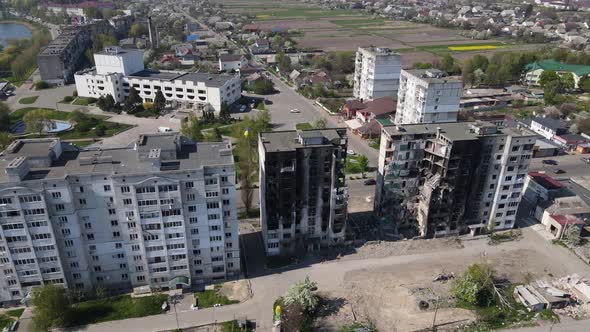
<box><xmin>95</xmin><ymin>124</ymin><xmax>107</xmax><ymax>137</ymax></box>
<box><xmin>73</xmin><ymin>90</ymin><xmax>78</xmax><ymax>97</ymax></box>
<box><xmin>34</xmin><ymin>81</ymin><xmax>49</xmax><ymax>90</ymax></box>
<box><xmin>451</xmin><ymin>263</ymin><xmax>496</xmax><ymax>307</ymax></box>
<box><xmin>87</xmin><ymin>97</ymin><xmax>97</xmax><ymax>104</ymax></box>
<box><xmin>63</xmin><ymin>96</ymin><xmax>74</xmax><ymax>102</ymax></box>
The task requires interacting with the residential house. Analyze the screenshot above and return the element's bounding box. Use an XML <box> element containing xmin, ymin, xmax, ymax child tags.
<box><xmin>218</xmin><ymin>54</ymin><xmax>248</xmax><ymax>72</ymax></box>
<box><xmin>250</xmin><ymin>39</ymin><xmax>270</xmax><ymax>54</ymax></box>
<box><xmin>526</xmin><ymin>117</ymin><xmax>569</xmax><ymax>141</ymax></box>
<box><xmin>524</xmin><ymin>59</ymin><xmax>590</xmax><ymax>88</ymax></box>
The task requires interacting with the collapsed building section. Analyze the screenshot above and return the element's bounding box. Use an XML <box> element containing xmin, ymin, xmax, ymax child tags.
<box><xmin>375</xmin><ymin>121</ymin><xmax>536</xmax><ymax>238</ymax></box>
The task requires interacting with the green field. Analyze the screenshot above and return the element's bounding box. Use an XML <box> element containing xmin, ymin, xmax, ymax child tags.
<box><xmin>68</xmin><ymin>295</ymin><xmax>167</xmax><ymax>326</ymax></box>
<box><xmin>194</xmin><ymin>285</ymin><xmax>239</xmax><ymax>308</ymax></box>
<box><xmin>247</xmin><ymin>7</ymin><xmax>355</xmax><ymax>20</ymax></box>
<box><xmin>18</xmin><ymin>96</ymin><xmax>38</xmax><ymax>104</ymax></box>
<box><xmin>72</xmin><ymin>97</ymin><xmax>96</xmax><ymax>106</ymax></box>
<box><xmin>67</xmin><ymin>140</ymin><xmax>98</xmax><ymax>148</ymax></box>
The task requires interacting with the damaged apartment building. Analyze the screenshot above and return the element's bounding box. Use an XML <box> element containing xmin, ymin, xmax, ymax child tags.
<box><xmin>374</xmin><ymin>121</ymin><xmax>536</xmax><ymax>238</ymax></box>
<box><xmin>258</xmin><ymin>129</ymin><xmax>348</xmax><ymax>256</ymax></box>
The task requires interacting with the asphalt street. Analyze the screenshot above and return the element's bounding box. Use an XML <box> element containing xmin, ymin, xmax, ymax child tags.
<box><xmin>529</xmin><ymin>154</ymin><xmax>590</xmax><ymax>178</ymax></box>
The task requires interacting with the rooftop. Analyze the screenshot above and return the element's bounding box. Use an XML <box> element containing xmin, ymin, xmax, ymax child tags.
<box><xmin>528</xmin><ymin>172</ymin><xmax>564</xmax><ymax>190</ymax></box>
<box><xmin>0</xmin><ymin>134</ymin><xmax>234</xmax><ymax>183</ymax></box>
<box><xmin>125</xmin><ymin>70</ymin><xmax>236</xmax><ymax>87</ymax></box>
<box><xmin>402</xmin><ymin>69</ymin><xmax>463</xmax><ymax>84</ymax></box>
<box><xmin>526</xmin><ymin>59</ymin><xmax>590</xmax><ymax>77</ymax></box>
<box><xmin>383</xmin><ymin>121</ymin><xmax>535</xmax><ymax>142</ymax></box>
<box><xmin>531</xmin><ymin>117</ymin><xmax>568</xmax><ymax>131</ymax></box>
<box><xmin>219</xmin><ymin>54</ymin><xmax>244</xmax><ymax>62</ymax></box>
<box><xmin>260</xmin><ymin>129</ymin><xmax>347</xmax><ymax>152</ymax></box>
<box><xmin>359</xmin><ymin>46</ymin><xmax>400</xmax><ymax>57</ymax></box>
<box><xmin>39</xmin><ymin>27</ymin><xmax>85</xmax><ymax>56</ymax></box>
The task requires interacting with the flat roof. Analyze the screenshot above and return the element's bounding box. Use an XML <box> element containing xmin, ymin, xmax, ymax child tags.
<box><xmin>126</xmin><ymin>70</ymin><xmax>235</xmax><ymax>87</ymax></box>
<box><xmin>528</xmin><ymin>172</ymin><xmax>564</xmax><ymax>190</ymax></box>
<box><xmin>403</xmin><ymin>69</ymin><xmax>462</xmax><ymax>84</ymax></box>
<box><xmin>260</xmin><ymin>129</ymin><xmax>346</xmax><ymax>152</ymax></box>
<box><xmin>0</xmin><ymin>135</ymin><xmax>233</xmax><ymax>183</ymax></box>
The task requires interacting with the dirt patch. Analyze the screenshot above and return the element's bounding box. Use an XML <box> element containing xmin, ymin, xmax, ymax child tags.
<box><xmin>294</xmin><ymin>35</ymin><xmax>410</xmax><ymax>52</ymax></box>
<box><xmin>400</xmin><ymin>51</ymin><xmax>440</xmax><ymax>68</ymax></box>
<box><xmin>218</xmin><ymin>280</ymin><xmax>252</xmax><ymax>303</ymax></box>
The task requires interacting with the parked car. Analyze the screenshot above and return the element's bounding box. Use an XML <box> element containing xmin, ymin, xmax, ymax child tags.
<box><xmin>347</xmin><ymin>149</ymin><xmax>356</xmax><ymax>156</ymax></box>
<box><xmin>542</xmin><ymin>159</ymin><xmax>558</xmax><ymax>165</ymax></box>
<box><xmin>363</xmin><ymin>179</ymin><xmax>376</xmax><ymax>185</ymax></box>
<box><xmin>553</xmin><ymin>169</ymin><xmax>566</xmax><ymax>174</ymax></box>
<box><xmin>581</xmin><ymin>157</ymin><xmax>590</xmax><ymax>164</ymax></box>
<box><xmin>289</xmin><ymin>109</ymin><xmax>300</xmax><ymax>113</ymax></box>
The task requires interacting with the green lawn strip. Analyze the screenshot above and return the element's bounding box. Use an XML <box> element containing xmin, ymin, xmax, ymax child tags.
<box><xmin>295</xmin><ymin>122</ymin><xmax>313</xmax><ymax>130</ymax></box>
<box><xmin>18</xmin><ymin>96</ymin><xmax>39</xmax><ymax>104</ymax></box>
<box><xmin>221</xmin><ymin>320</ymin><xmax>253</xmax><ymax>332</ymax></box>
<box><xmin>58</xmin><ymin>122</ymin><xmax>133</xmax><ymax>140</ymax></box>
<box><xmin>68</xmin><ymin>294</ymin><xmax>167</xmax><ymax>326</ymax></box>
<box><xmin>72</xmin><ymin>97</ymin><xmax>96</xmax><ymax>106</ymax></box>
<box><xmin>4</xmin><ymin>308</ymin><xmax>24</xmax><ymax>318</ymax></box>
<box><xmin>0</xmin><ymin>314</ymin><xmax>15</xmax><ymax>330</ymax></box>
<box><xmin>194</xmin><ymin>286</ymin><xmax>239</xmax><ymax>308</ymax></box>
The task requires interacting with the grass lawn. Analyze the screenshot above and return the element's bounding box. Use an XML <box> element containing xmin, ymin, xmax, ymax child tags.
<box><xmin>221</xmin><ymin>320</ymin><xmax>253</xmax><ymax>332</ymax></box>
<box><xmin>367</xmin><ymin>138</ymin><xmax>380</xmax><ymax>150</ymax></box>
<box><xmin>295</xmin><ymin>122</ymin><xmax>313</xmax><ymax>130</ymax></box>
<box><xmin>4</xmin><ymin>308</ymin><xmax>24</xmax><ymax>318</ymax></box>
<box><xmin>18</xmin><ymin>96</ymin><xmax>38</xmax><ymax>104</ymax></box>
<box><xmin>0</xmin><ymin>315</ymin><xmax>14</xmax><ymax>330</ymax></box>
<box><xmin>72</xmin><ymin>97</ymin><xmax>96</xmax><ymax>106</ymax></box>
<box><xmin>10</xmin><ymin>108</ymin><xmax>131</xmax><ymax>139</ymax></box>
<box><xmin>194</xmin><ymin>285</ymin><xmax>239</xmax><ymax>308</ymax></box>
<box><xmin>69</xmin><ymin>294</ymin><xmax>167</xmax><ymax>326</ymax></box>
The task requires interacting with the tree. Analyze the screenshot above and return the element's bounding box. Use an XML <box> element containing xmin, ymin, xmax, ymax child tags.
<box><xmin>544</xmin><ymin>80</ymin><xmax>564</xmax><ymax>105</ymax></box>
<box><xmin>83</xmin><ymin>7</ymin><xmax>102</xmax><ymax>19</ymax></box>
<box><xmin>97</xmin><ymin>95</ymin><xmax>116</xmax><ymax>112</ymax></box>
<box><xmin>129</xmin><ymin>23</ymin><xmax>146</xmax><ymax>38</ymax></box>
<box><xmin>577</xmin><ymin>118</ymin><xmax>590</xmax><ymax>135</ymax></box>
<box><xmin>580</xmin><ymin>76</ymin><xmax>590</xmax><ymax>92</ymax></box>
<box><xmin>153</xmin><ymin>90</ymin><xmax>166</xmax><ymax>114</ymax></box>
<box><xmin>561</xmin><ymin>72</ymin><xmax>575</xmax><ymax>90</ymax></box>
<box><xmin>357</xmin><ymin>155</ymin><xmax>369</xmax><ymax>178</ymax></box>
<box><xmin>563</xmin><ymin>225</ymin><xmax>581</xmax><ymax>247</ymax></box>
<box><xmin>451</xmin><ymin>263</ymin><xmax>496</xmax><ymax>307</ymax></box>
<box><xmin>23</xmin><ymin>109</ymin><xmax>52</xmax><ymax>136</ymax></box>
<box><xmin>124</xmin><ymin>87</ymin><xmax>141</xmax><ymax>114</ymax></box>
<box><xmin>219</xmin><ymin>102</ymin><xmax>231</xmax><ymax>123</ymax></box>
<box><xmin>413</xmin><ymin>62</ymin><xmax>432</xmax><ymax>69</ymax></box>
<box><xmin>276</xmin><ymin>52</ymin><xmax>292</xmax><ymax>73</ymax></box>
<box><xmin>440</xmin><ymin>54</ymin><xmax>459</xmax><ymax>74</ymax></box>
<box><xmin>282</xmin><ymin>276</ymin><xmax>319</xmax><ymax>313</ymax></box>
<box><xmin>31</xmin><ymin>284</ymin><xmax>71</xmax><ymax>331</ymax></box>
<box><xmin>0</xmin><ymin>101</ymin><xmax>10</xmax><ymax>132</ymax></box>
<box><xmin>539</xmin><ymin>70</ymin><xmax>560</xmax><ymax>88</ymax></box>
<box><xmin>0</xmin><ymin>132</ymin><xmax>13</xmax><ymax>150</ymax></box>
<box><xmin>34</xmin><ymin>81</ymin><xmax>49</xmax><ymax>90</ymax></box>
<box><xmin>180</xmin><ymin>113</ymin><xmax>203</xmax><ymax>141</ymax></box>
<box><xmin>252</xmin><ymin>79</ymin><xmax>275</xmax><ymax>95</ymax></box>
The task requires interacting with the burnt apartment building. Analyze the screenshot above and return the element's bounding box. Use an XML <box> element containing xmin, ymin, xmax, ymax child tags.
<box><xmin>37</xmin><ymin>26</ymin><xmax>91</xmax><ymax>84</ymax></box>
<box><xmin>258</xmin><ymin>129</ymin><xmax>348</xmax><ymax>256</ymax></box>
<box><xmin>374</xmin><ymin>121</ymin><xmax>536</xmax><ymax>238</ymax></box>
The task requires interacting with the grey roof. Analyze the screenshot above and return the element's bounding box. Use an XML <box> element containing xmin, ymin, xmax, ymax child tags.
<box><xmin>126</xmin><ymin>70</ymin><xmax>235</xmax><ymax>87</ymax></box>
<box><xmin>0</xmin><ymin>135</ymin><xmax>234</xmax><ymax>183</ymax></box>
<box><xmin>260</xmin><ymin>129</ymin><xmax>346</xmax><ymax>152</ymax></box>
<box><xmin>383</xmin><ymin>121</ymin><xmax>536</xmax><ymax>142</ymax></box>
<box><xmin>219</xmin><ymin>54</ymin><xmax>244</xmax><ymax>62</ymax></box>
<box><xmin>531</xmin><ymin>117</ymin><xmax>568</xmax><ymax>130</ymax></box>
<box><xmin>403</xmin><ymin>69</ymin><xmax>462</xmax><ymax>84</ymax></box>
<box><xmin>39</xmin><ymin>27</ymin><xmax>84</xmax><ymax>56</ymax></box>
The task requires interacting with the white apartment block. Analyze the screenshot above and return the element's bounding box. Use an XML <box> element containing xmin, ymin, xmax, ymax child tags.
<box><xmin>0</xmin><ymin>134</ymin><xmax>240</xmax><ymax>306</ymax></box>
<box><xmin>375</xmin><ymin>122</ymin><xmax>536</xmax><ymax>238</ymax></box>
<box><xmin>353</xmin><ymin>47</ymin><xmax>401</xmax><ymax>101</ymax></box>
<box><xmin>75</xmin><ymin>47</ymin><xmax>241</xmax><ymax>113</ymax></box>
<box><xmin>394</xmin><ymin>69</ymin><xmax>462</xmax><ymax>125</ymax></box>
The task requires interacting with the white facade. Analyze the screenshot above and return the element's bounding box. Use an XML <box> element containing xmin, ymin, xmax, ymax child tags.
<box><xmin>394</xmin><ymin>69</ymin><xmax>462</xmax><ymax>125</ymax></box>
<box><xmin>218</xmin><ymin>55</ymin><xmax>248</xmax><ymax>72</ymax></box>
<box><xmin>75</xmin><ymin>48</ymin><xmax>241</xmax><ymax>113</ymax></box>
<box><xmin>353</xmin><ymin>47</ymin><xmax>401</xmax><ymax>101</ymax></box>
<box><xmin>0</xmin><ymin>135</ymin><xmax>240</xmax><ymax>305</ymax></box>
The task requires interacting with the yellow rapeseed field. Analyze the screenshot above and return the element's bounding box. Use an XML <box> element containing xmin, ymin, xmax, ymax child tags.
<box><xmin>448</xmin><ymin>45</ymin><xmax>499</xmax><ymax>51</ymax></box>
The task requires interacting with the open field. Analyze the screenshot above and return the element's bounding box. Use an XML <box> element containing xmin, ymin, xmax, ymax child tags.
<box><xmin>218</xmin><ymin>0</ymin><xmax>547</xmax><ymax>62</ymax></box>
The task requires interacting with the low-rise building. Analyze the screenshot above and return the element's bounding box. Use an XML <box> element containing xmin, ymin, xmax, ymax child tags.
<box><xmin>258</xmin><ymin>129</ymin><xmax>348</xmax><ymax>256</ymax></box>
<box><xmin>75</xmin><ymin>47</ymin><xmax>241</xmax><ymax>113</ymax></box>
<box><xmin>524</xmin><ymin>59</ymin><xmax>590</xmax><ymax>88</ymax></box>
<box><xmin>523</xmin><ymin>172</ymin><xmax>565</xmax><ymax>204</ymax></box>
<box><xmin>218</xmin><ymin>54</ymin><xmax>248</xmax><ymax>72</ymax></box>
<box><xmin>526</xmin><ymin>117</ymin><xmax>569</xmax><ymax>141</ymax></box>
<box><xmin>0</xmin><ymin>134</ymin><xmax>240</xmax><ymax>306</ymax></box>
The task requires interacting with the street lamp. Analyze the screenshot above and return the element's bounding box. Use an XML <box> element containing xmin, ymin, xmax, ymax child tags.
<box><xmin>169</xmin><ymin>294</ymin><xmax>181</xmax><ymax>330</ymax></box>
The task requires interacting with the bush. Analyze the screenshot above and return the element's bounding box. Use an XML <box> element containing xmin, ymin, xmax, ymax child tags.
<box><xmin>451</xmin><ymin>263</ymin><xmax>496</xmax><ymax>307</ymax></box>
<box><xmin>63</xmin><ymin>96</ymin><xmax>74</xmax><ymax>102</ymax></box>
<box><xmin>34</xmin><ymin>81</ymin><xmax>49</xmax><ymax>90</ymax></box>
<box><xmin>95</xmin><ymin>124</ymin><xmax>107</xmax><ymax>137</ymax></box>
<box><xmin>87</xmin><ymin>97</ymin><xmax>97</xmax><ymax>104</ymax></box>
<box><xmin>73</xmin><ymin>90</ymin><xmax>78</xmax><ymax>97</ymax></box>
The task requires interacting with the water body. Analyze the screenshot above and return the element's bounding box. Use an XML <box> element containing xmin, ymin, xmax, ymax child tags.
<box><xmin>0</xmin><ymin>23</ymin><xmax>32</xmax><ymax>47</ymax></box>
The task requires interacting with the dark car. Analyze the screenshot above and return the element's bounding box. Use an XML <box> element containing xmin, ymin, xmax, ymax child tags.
<box><xmin>363</xmin><ymin>179</ymin><xmax>376</xmax><ymax>185</ymax></box>
<box><xmin>553</xmin><ymin>169</ymin><xmax>566</xmax><ymax>174</ymax></box>
<box><xmin>582</xmin><ymin>157</ymin><xmax>590</xmax><ymax>164</ymax></box>
<box><xmin>542</xmin><ymin>159</ymin><xmax>558</xmax><ymax>165</ymax></box>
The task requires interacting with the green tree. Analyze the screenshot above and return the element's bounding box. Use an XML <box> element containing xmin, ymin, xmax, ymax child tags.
<box><xmin>440</xmin><ymin>54</ymin><xmax>457</xmax><ymax>74</ymax></box>
<box><xmin>579</xmin><ymin>76</ymin><xmax>590</xmax><ymax>92</ymax></box>
<box><xmin>563</xmin><ymin>225</ymin><xmax>581</xmax><ymax>247</ymax></box>
<box><xmin>83</xmin><ymin>7</ymin><xmax>102</xmax><ymax>19</ymax></box>
<box><xmin>31</xmin><ymin>284</ymin><xmax>71</xmax><ymax>331</ymax></box>
<box><xmin>252</xmin><ymin>79</ymin><xmax>275</xmax><ymax>95</ymax></box>
<box><xmin>97</xmin><ymin>95</ymin><xmax>116</xmax><ymax>112</ymax></box>
<box><xmin>0</xmin><ymin>101</ymin><xmax>10</xmax><ymax>132</ymax></box>
<box><xmin>577</xmin><ymin>118</ymin><xmax>590</xmax><ymax>135</ymax></box>
<box><xmin>544</xmin><ymin>80</ymin><xmax>564</xmax><ymax>105</ymax></box>
<box><xmin>23</xmin><ymin>109</ymin><xmax>52</xmax><ymax>136</ymax></box>
<box><xmin>219</xmin><ymin>102</ymin><xmax>231</xmax><ymax>123</ymax></box>
<box><xmin>276</xmin><ymin>52</ymin><xmax>292</xmax><ymax>73</ymax></box>
<box><xmin>0</xmin><ymin>132</ymin><xmax>13</xmax><ymax>150</ymax></box>
<box><xmin>282</xmin><ymin>276</ymin><xmax>319</xmax><ymax>313</ymax></box>
<box><xmin>153</xmin><ymin>90</ymin><xmax>166</xmax><ymax>114</ymax></box>
<box><xmin>539</xmin><ymin>70</ymin><xmax>560</xmax><ymax>87</ymax></box>
<box><xmin>180</xmin><ymin>113</ymin><xmax>203</xmax><ymax>141</ymax></box>
<box><xmin>561</xmin><ymin>72</ymin><xmax>575</xmax><ymax>90</ymax></box>
<box><xmin>129</xmin><ymin>23</ymin><xmax>146</xmax><ymax>38</ymax></box>
<box><xmin>451</xmin><ymin>263</ymin><xmax>496</xmax><ymax>307</ymax></box>
<box><xmin>357</xmin><ymin>155</ymin><xmax>369</xmax><ymax>178</ymax></box>
<box><xmin>413</xmin><ymin>62</ymin><xmax>432</xmax><ymax>69</ymax></box>
<box><xmin>124</xmin><ymin>87</ymin><xmax>141</xmax><ymax>114</ymax></box>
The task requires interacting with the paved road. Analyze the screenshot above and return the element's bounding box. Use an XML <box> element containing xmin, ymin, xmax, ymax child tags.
<box><xmin>65</xmin><ymin>225</ymin><xmax>590</xmax><ymax>332</ymax></box>
<box><xmin>264</xmin><ymin>75</ymin><xmax>379</xmax><ymax>166</ymax></box>
<box><xmin>529</xmin><ymin>154</ymin><xmax>590</xmax><ymax>178</ymax></box>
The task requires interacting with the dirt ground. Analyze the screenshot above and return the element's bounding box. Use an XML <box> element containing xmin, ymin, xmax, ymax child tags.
<box><xmin>312</xmin><ymin>230</ymin><xmax>590</xmax><ymax>332</ymax></box>
<box><xmin>218</xmin><ymin>280</ymin><xmax>252</xmax><ymax>303</ymax></box>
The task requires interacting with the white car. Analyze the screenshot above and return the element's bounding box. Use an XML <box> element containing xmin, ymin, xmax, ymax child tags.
<box><xmin>347</xmin><ymin>149</ymin><xmax>356</xmax><ymax>156</ymax></box>
<box><xmin>290</xmin><ymin>109</ymin><xmax>300</xmax><ymax>113</ymax></box>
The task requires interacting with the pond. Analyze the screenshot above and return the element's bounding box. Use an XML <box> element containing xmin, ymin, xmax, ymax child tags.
<box><xmin>0</xmin><ymin>23</ymin><xmax>32</xmax><ymax>47</ymax></box>
<box><xmin>10</xmin><ymin>120</ymin><xmax>73</xmax><ymax>135</ymax></box>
